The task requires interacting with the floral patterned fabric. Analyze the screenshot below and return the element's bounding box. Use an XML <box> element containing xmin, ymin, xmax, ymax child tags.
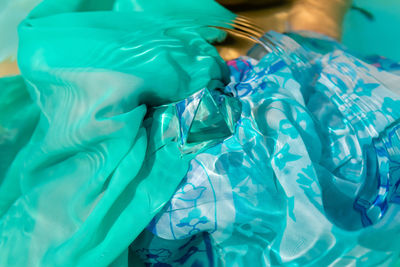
<box><xmin>132</xmin><ymin>32</ymin><xmax>400</xmax><ymax>266</ymax></box>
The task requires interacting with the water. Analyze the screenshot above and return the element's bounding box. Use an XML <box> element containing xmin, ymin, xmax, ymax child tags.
<box><xmin>343</xmin><ymin>0</ymin><xmax>400</xmax><ymax>61</ymax></box>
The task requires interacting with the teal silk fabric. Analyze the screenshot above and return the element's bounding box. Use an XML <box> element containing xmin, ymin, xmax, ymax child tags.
<box><xmin>0</xmin><ymin>0</ymin><xmax>42</xmax><ymax>61</ymax></box>
<box><xmin>1</xmin><ymin>0</ymin><xmax>400</xmax><ymax>266</ymax></box>
<box><xmin>0</xmin><ymin>0</ymin><xmax>233</xmax><ymax>266</ymax></box>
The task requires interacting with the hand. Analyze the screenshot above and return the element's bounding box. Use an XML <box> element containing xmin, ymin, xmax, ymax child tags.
<box><xmin>288</xmin><ymin>0</ymin><xmax>351</xmax><ymax>40</ymax></box>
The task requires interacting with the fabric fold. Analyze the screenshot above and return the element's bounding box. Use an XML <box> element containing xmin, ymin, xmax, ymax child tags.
<box><xmin>0</xmin><ymin>0</ymin><xmax>234</xmax><ymax>266</ymax></box>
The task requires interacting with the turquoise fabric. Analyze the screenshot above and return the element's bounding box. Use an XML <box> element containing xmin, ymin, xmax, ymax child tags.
<box><xmin>0</xmin><ymin>0</ymin><xmax>42</xmax><ymax>61</ymax></box>
<box><xmin>1</xmin><ymin>0</ymin><xmax>400</xmax><ymax>266</ymax></box>
<box><xmin>0</xmin><ymin>0</ymin><xmax>233</xmax><ymax>266</ymax></box>
<box><xmin>0</xmin><ymin>76</ymin><xmax>40</xmax><ymax>180</ymax></box>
